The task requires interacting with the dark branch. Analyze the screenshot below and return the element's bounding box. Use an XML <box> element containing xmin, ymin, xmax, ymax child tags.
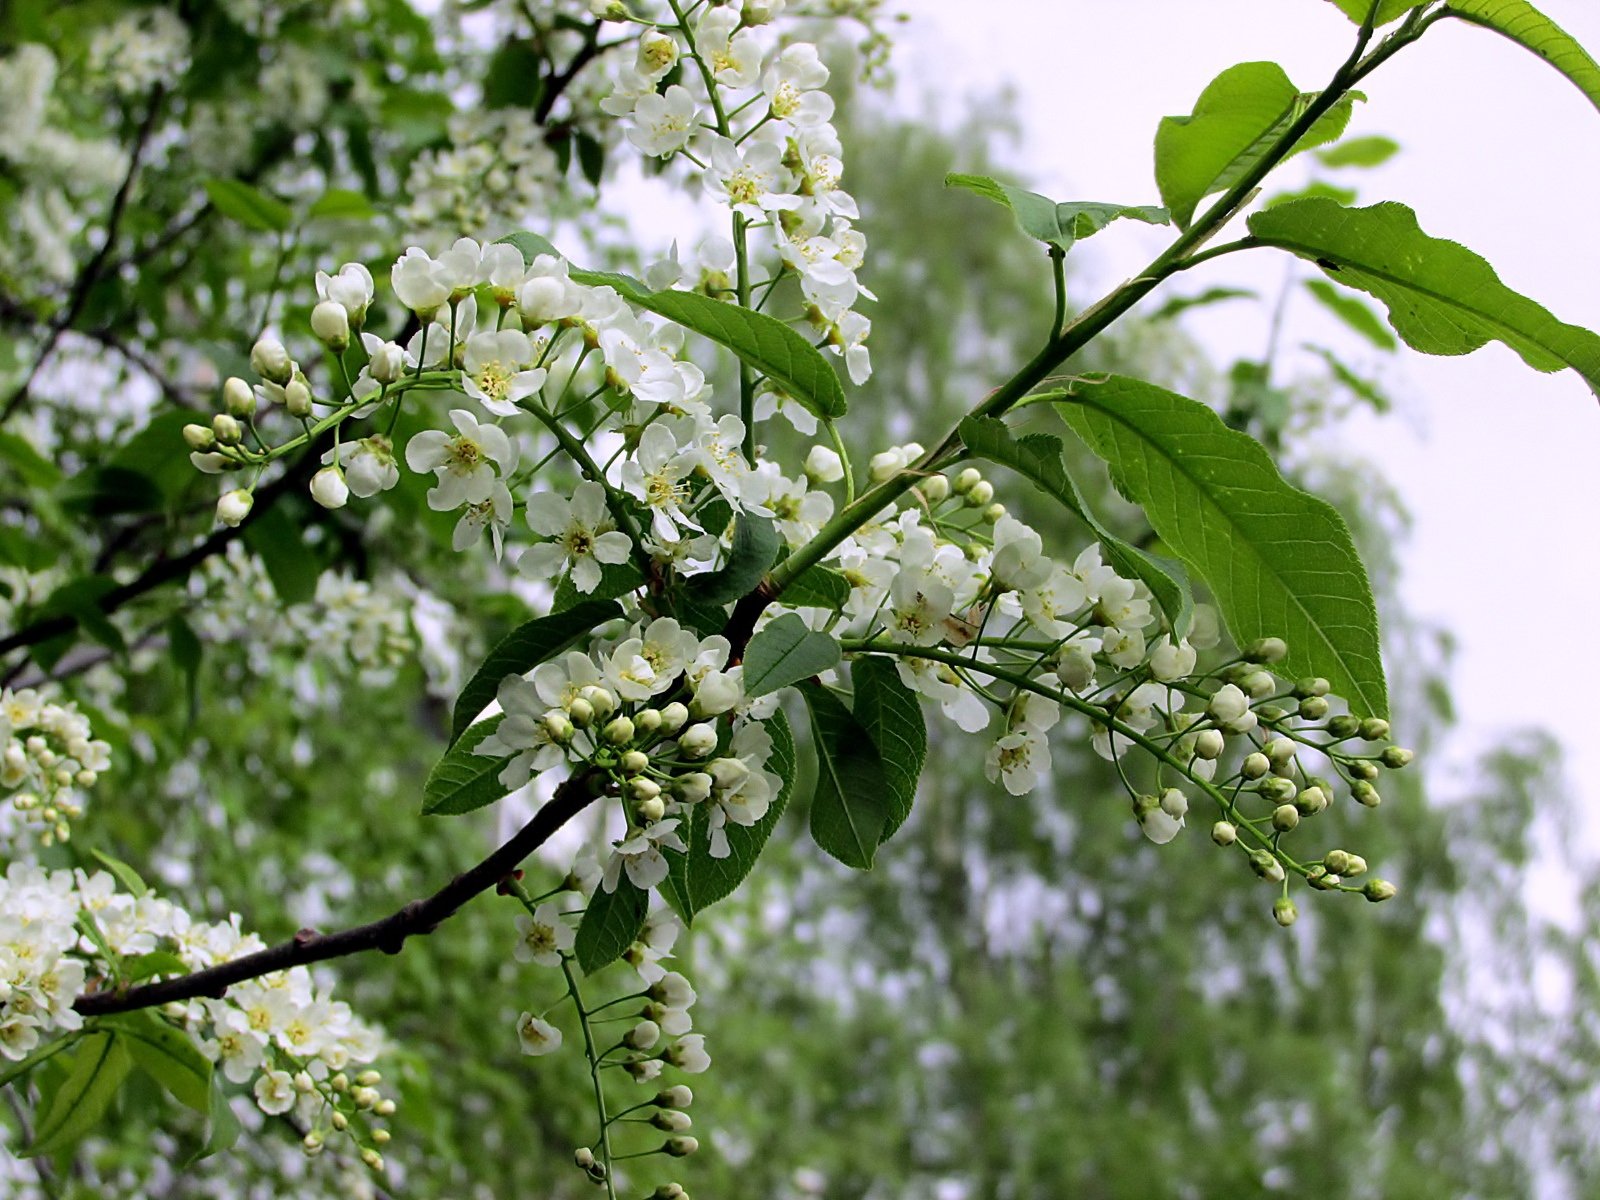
<box><xmin>75</xmin><ymin>771</ymin><xmax>604</xmax><ymax>1017</ymax></box>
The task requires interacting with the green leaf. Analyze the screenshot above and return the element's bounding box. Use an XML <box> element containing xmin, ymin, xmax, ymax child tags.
<box><xmin>850</xmin><ymin>657</ymin><xmax>926</xmax><ymax>840</ymax></box>
<box><xmin>307</xmin><ymin>189</ymin><xmax>378</xmax><ymax>220</ymax></box>
<box><xmin>1316</xmin><ymin>134</ymin><xmax>1401</xmax><ymax>168</ymax></box>
<box><xmin>27</xmin><ymin>1031</ymin><xmax>132</xmax><ymax>1157</ymax></box>
<box><xmin>167</xmin><ymin>614</ymin><xmax>203</xmax><ymax>727</ymax></box>
<box><xmin>0</xmin><ymin>1034</ymin><xmax>80</xmax><ymax>1092</ymax></box>
<box><xmin>800</xmin><ymin>681</ymin><xmax>890</xmax><ymax>869</ymax></box>
<box><xmin>243</xmin><ymin>507</ymin><xmax>320</xmax><ymax>605</ymax></box>
<box><xmin>90</xmin><ymin>849</ymin><xmax>148</xmax><ymax>898</ymax></box>
<box><xmin>959</xmin><ymin>416</ymin><xmax>1194</xmax><ymax>637</ymax></box>
<box><xmin>124</xmin><ymin>950</ymin><xmax>191</xmax><ymax>982</ymax></box>
<box><xmin>1249</xmin><ymin>199</ymin><xmax>1600</xmax><ymax>394</ymax></box>
<box><xmin>34</xmin><ymin>577</ymin><xmax>125</xmax><ymax>657</ymax></box>
<box><xmin>781</xmin><ymin>564</ymin><xmax>852</xmax><ymax>610</ymax></box>
<box><xmin>423</xmin><ymin>716</ymin><xmax>513</xmax><ymax>816</ymax></box>
<box><xmin>945</xmin><ymin>174</ymin><xmax>1170</xmax><ymax>253</ymax></box>
<box><xmin>1306</xmin><ymin>344</ymin><xmax>1394</xmax><ymax>412</ymax></box>
<box><xmin>575</xmin><ymin>880</ymin><xmax>649</xmax><ymax>975</ymax></box>
<box><xmin>686</xmin><ymin>514</ymin><xmax>779</xmax><ymax>605</ymax></box>
<box><xmin>500</xmin><ymin>232</ymin><xmax>848</xmax><ymax>420</ymax></box>
<box><xmin>552</xmin><ymin>560</ymin><xmax>644</xmax><ymax>612</ymax></box>
<box><xmin>1324</xmin><ymin>0</ymin><xmax>1430</xmax><ymax>23</ymax></box>
<box><xmin>1445</xmin><ymin>0</ymin><xmax>1600</xmax><ymax>114</ymax></box>
<box><xmin>105</xmin><ymin>1012</ymin><xmax>211</xmax><ymax>1113</ymax></box>
<box><xmin>1265</xmin><ymin>181</ymin><xmax>1360</xmax><ymax>210</ymax></box>
<box><xmin>57</xmin><ymin>466</ymin><xmax>166</xmax><ymax>516</ymax></box>
<box><xmin>665</xmin><ymin>710</ymin><xmax>798</xmax><ymax>923</ymax></box>
<box><xmin>202</xmin><ymin>178</ymin><xmax>293</xmax><ymax>233</ymax></box>
<box><xmin>1304</xmin><ymin>279</ymin><xmax>1399</xmax><ymax>351</ymax></box>
<box><xmin>0</xmin><ymin>429</ymin><xmax>61</xmax><ymax>488</ymax></box>
<box><xmin>450</xmin><ymin>600</ymin><xmax>621</xmax><ymax>745</ymax></box>
<box><xmin>742</xmin><ymin>613</ymin><xmax>841</xmax><ymax>698</ymax></box>
<box><xmin>1149</xmin><ymin>287</ymin><xmax>1258</xmax><ymax>322</ymax></box>
<box><xmin>181</xmin><ymin>1074</ymin><xmax>240</xmax><ymax>1166</ymax></box>
<box><xmin>1055</xmin><ymin>375</ymin><xmax>1387</xmax><ymax>717</ymax></box>
<box><xmin>1155</xmin><ymin>62</ymin><xmax>1362</xmax><ymax>230</ymax></box>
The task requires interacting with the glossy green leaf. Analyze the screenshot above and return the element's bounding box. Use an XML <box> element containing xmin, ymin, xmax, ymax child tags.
<box><xmin>1304</xmin><ymin>279</ymin><xmax>1398</xmax><ymax>350</ymax></box>
<box><xmin>107</xmin><ymin>1012</ymin><xmax>211</xmax><ymax>1113</ymax></box>
<box><xmin>575</xmin><ymin>879</ymin><xmax>649</xmax><ymax>974</ymax></box>
<box><xmin>450</xmin><ymin>600</ymin><xmax>621</xmax><ymax>745</ymax></box>
<box><xmin>552</xmin><ymin>560</ymin><xmax>644</xmax><ymax>612</ymax></box>
<box><xmin>1324</xmin><ymin>0</ymin><xmax>1430</xmax><ymax>23</ymax></box>
<box><xmin>1446</xmin><ymin>1</ymin><xmax>1600</xmax><ymax>114</ymax></box>
<box><xmin>743</xmin><ymin>613</ymin><xmax>841</xmax><ymax>697</ymax></box>
<box><xmin>686</xmin><ymin>514</ymin><xmax>779</xmax><ymax>605</ymax></box>
<box><xmin>181</xmin><ymin>1075</ymin><xmax>240</xmax><ymax>1166</ymax></box>
<box><xmin>664</xmin><ymin>710</ymin><xmax>797</xmax><ymax>923</ymax></box>
<box><xmin>90</xmin><ymin>849</ymin><xmax>149</xmax><ymax>898</ymax></box>
<box><xmin>27</xmin><ymin>1031</ymin><xmax>132</xmax><ymax>1157</ymax></box>
<box><xmin>423</xmin><ymin>716</ymin><xmax>512</xmax><ymax>816</ymax></box>
<box><xmin>0</xmin><ymin>1034</ymin><xmax>79</xmax><ymax>1092</ymax></box>
<box><xmin>1249</xmin><ymin>199</ymin><xmax>1600</xmax><ymax>394</ymax></box>
<box><xmin>1055</xmin><ymin>375</ymin><xmax>1387</xmax><ymax>717</ymax></box>
<box><xmin>850</xmin><ymin>657</ymin><xmax>926</xmax><ymax>840</ymax></box>
<box><xmin>781</xmin><ymin>564</ymin><xmax>852</xmax><ymax>610</ymax></box>
<box><xmin>945</xmin><ymin>173</ymin><xmax>1169</xmax><ymax>253</ymax></box>
<box><xmin>124</xmin><ymin>950</ymin><xmax>191</xmax><ymax>982</ymax></box>
<box><xmin>1316</xmin><ymin>134</ymin><xmax>1401</xmax><ymax>168</ymax></box>
<box><xmin>800</xmin><ymin>681</ymin><xmax>890</xmax><ymax>869</ymax></box>
<box><xmin>202</xmin><ymin>178</ymin><xmax>293</xmax><ymax>233</ymax></box>
<box><xmin>960</xmin><ymin>415</ymin><xmax>1194</xmax><ymax>637</ymax></box>
<box><xmin>1155</xmin><ymin>62</ymin><xmax>1362</xmax><ymax>229</ymax></box>
<box><xmin>501</xmin><ymin>231</ymin><xmax>848</xmax><ymax>420</ymax></box>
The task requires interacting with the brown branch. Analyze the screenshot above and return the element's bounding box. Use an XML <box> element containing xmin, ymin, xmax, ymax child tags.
<box><xmin>75</xmin><ymin>770</ymin><xmax>604</xmax><ymax>1017</ymax></box>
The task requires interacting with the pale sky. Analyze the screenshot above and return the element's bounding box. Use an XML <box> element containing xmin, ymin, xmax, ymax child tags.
<box><xmin>902</xmin><ymin>1</ymin><xmax>1600</xmax><ymax>842</ymax></box>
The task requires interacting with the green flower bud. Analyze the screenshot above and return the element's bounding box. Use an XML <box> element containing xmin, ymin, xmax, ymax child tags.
<box><xmin>183</xmin><ymin>423</ymin><xmax>216</xmax><ymax>451</ymax></box>
<box><xmin>1307</xmin><ymin>865</ymin><xmax>1340</xmax><ymax>890</ymax></box>
<box><xmin>982</xmin><ymin>502</ymin><xmax>1006</xmax><ymax>524</ymax></box>
<box><xmin>953</xmin><ymin>467</ymin><xmax>982</xmax><ymax>495</ymax></box>
<box><xmin>621</xmin><ymin>750</ymin><xmax>650</xmax><ymax>775</ymax></box>
<box><xmin>1272</xmin><ymin>803</ymin><xmax>1300</xmax><ymax>832</ymax></box>
<box><xmin>1348</xmin><ymin>760</ymin><xmax>1380</xmax><ymax>782</ymax></box>
<box><xmin>635</xmin><ymin>708</ymin><xmax>663</xmax><ymax>734</ymax></box>
<box><xmin>1273</xmin><ymin>897</ymin><xmax>1298</xmax><ymax>927</ymax></box>
<box><xmin>1363</xmin><ymin>878</ymin><xmax>1397</xmax><ymax>902</ymax></box>
<box><xmin>1258</xmin><ymin>776</ymin><xmax>1297</xmax><ymax>803</ymax></box>
<box><xmin>1295</xmin><ymin>785</ymin><xmax>1329</xmax><ymax>815</ymax></box>
<box><xmin>1211</xmin><ymin>820</ymin><xmax>1237</xmax><ymax>847</ymax></box>
<box><xmin>603</xmin><ymin>716</ymin><xmax>635</xmax><ymax>745</ymax></box>
<box><xmin>1359</xmin><ymin>717</ymin><xmax>1390</xmax><ymax>741</ymax></box>
<box><xmin>211</xmin><ymin>413</ymin><xmax>243</xmax><ymax>446</ymax></box>
<box><xmin>1298</xmin><ymin>696</ymin><xmax>1330</xmax><ymax>720</ymax></box>
<box><xmin>567</xmin><ymin>697</ymin><xmax>595</xmax><ymax>728</ymax></box>
<box><xmin>659</xmin><ymin>703</ymin><xmax>689</xmax><ymax>734</ymax></box>
<box><xmin>665</xmin><ymin>1136</ymin><xmax>699</xmax><ymax>1158</ymax></box>
<box><xmin>1242</xmin><ymin>753</ymin><xmax>1270</xmax><ymax>780</ymax></box>
<box><xmin>964</xmin><ymin>480</ymin><xmax>994</xmax><ymax>508</ymax></box>
<box><xmin>1250</xmin><ymin>850</ymin><xmax>1286</xmax><ymax>883</ymax></box>
<box><xmin>655</xmin><ymin>1085</ymin><xmax>694</xmax><ymax>1109</ymax></box>
<box><xmin>1294</xmin><ymin>677</ymin><xmax>1331</xmax><ymax>698</ymax></box>
<box><xmin>1257</xmin><ymin>704</ymin><xmax>1290</xmax><ymax>724</ymax></box>
<box><xmin>284</xmin><ymin>378</ymin><xmax>313</xmax><ymax>418</ymax></box>
<box><xmin>1351</xmin><ymin>780</ymin><xmax>1381</xmax><ymax>807</ymax></box>
<box><xmin>223</xmin><ymin>376</ymin><xmax>255</xmax><ymax>416</ymax></box>
<box><xmin>1381</xmin><ymin>746</ymin><xmax>1414</xmax><ymax>769</ymax></box>
<box><xmin>921</xmin><ymin>474</ymin><xmax>950</xmax><ymax>503</ymax></box>
<box><xmin>1326</xmin><ymin>715</ymin><xmax>1361</xmax><ymax>739</ymax></box>
<box><xmin>1247</xmin><ymin>636</ymin><xmax>1289</xmax><ymax>663</ymax></box>
<box><xmin>1194</xmin><ymin>729</ymin><xmax>1226</xmax><ymax>761</ymax></box>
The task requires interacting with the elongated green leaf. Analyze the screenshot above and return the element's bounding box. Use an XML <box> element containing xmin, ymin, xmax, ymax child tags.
<box><xmin>743</xmin><ymin>614</ymin><xmax>841</xmax><ymax>697</ymax></box>
<box><xmin>687</xmin><ymin>514</ymin><xmax>779</xmax><ymax>605</ymax></box>
<box><xmin>450</xmin><ymin>600</ymin><xmax>621</xmax><ymax>745</ymax></box>
<box><xmin>945</xmin><ymin>174</ymin><xmax>1169</xmax><ymax>254</ymax></box>
<box><xmin>1249</xmin><ymin>199</ymin><xmax>1600</xmax><ymax>394</ymax></box>
<box><xmin>959</xmin><ymin>416</ymin><xmax>1194</xmax><ymax>636</ymax></box>
<box><xmin>782</xmin><ymin>564</ymin><xmax>852</xmax><ymax>610</ymax></box>
<box><xmin>90</xmin><ymin>849</ymin><xmax>148</xmax><ymax>898</ymax></box>
<box><xmin>107</xmin><ymin>1012</ymin><xmax>211</xmax><ymax>1113</ymax></box>
<box><xmin>181</xmin><ymin>1075</ymin><xmax>240</xmax><ymax>1166</ymax></box>
<box><xmin>0</xmin><ymin>429</ymin><xmax>62</xmax><ymax>488</ymax></box>
<box><xmin>202</xmin><ymin>178</ymin><xmax>293</xmax><ymax>233</ymax></box>
<box><xmin>1304</xmin><ymin>279</ymin><xmax>1398</xmax><ymax>351</ymax></box>
<box><xmin>1149</xmin><ymin>287</ymin><xmax>1258</xmax><ymax>322</ymax></box>
<box><xmin>424</xmin><ymin>716</ymin><xmax>512</xmax><ymax>816</ymax></box>
<box><xmin>125</xmin><ymin>950</ymin><xmax>190</xmax><ymax>982</ymax></box>
<box><xmin>800</xmin><ymin>681</ymin><xmax>890</xmax><ymax>869</ymax></box>
<box><xmin>0</xmin><ymin>1034</ymin><xmax>80</xmax><ymax>1092</ymax></box>
<box><xmin>1306</xmin><ymin>344</ymin><xmax>1394</xmax><ymax>413</ymax></box>
<box><xmin>1316</xmin><ymin>134</ymin><xmax>1401</xmax><ymax>168</ymax></box>
<box><xmin>243</xmin><ymin>507</ymin><xmax>319</xmax><ymax>605</ymax></box>
<box><xmin>308</xmin><ymin>188</ymin><xmax>378</xmax><ymax>220</ymax></box>
<box><xmin>1155</xmin><ymin>62</ymin><xmax>1362</xmax><ymax>229</ymax></box>
<box><xmin>665</xmin><ymin>710</ymin><xmax>798</xmax><ymax>923</ymax></box>
<box><xmin>500</xmin><ymin>231</ymin><xmax>847</xmax><ymax>420</ymax></box>
<box><xmin>28</xmin><ymin>1031</ymin><xmax>132</xmax><ymax>1157</ymax></box>
<box><xmin>1324</xmin><ymin>0</ymin><xmax>1430</xmax><ymax>24</ymax></box>
<box><xmin>850</xmin><ymin>657</ymin><xmax>926</xmax><ymax>840</ymax></box>
<box><xmin>1055</xmin><ymin>375</ymin><xmax>1387</xmax><ymax>717</ymax></box>
<box><xmin>1446</xmin><ymin>0</ymin><xmax>1600</xmax><ymax>114</ymax></box>
<box><xmin>575</xmin><ymin>880</ymin><xmax>649</xmax><ymax>974</ymax></box>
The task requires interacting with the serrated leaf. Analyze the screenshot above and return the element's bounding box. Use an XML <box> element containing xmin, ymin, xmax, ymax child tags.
<box><xmin>202</xmin><ymin>178</ymin><xmax>293</xmax><ymax>233</ymax></box>
<box><xmin>1324</xmin><ymin>0</ymin><xmax>1430</xmax><ymax>23</ymax></box>
<box><xmin>686</xmin><ymin>514</ymin><xmax>778</xmax><ymax>605</ymax></box>
<box><xmin>450</xmin><ymin>600</ymin><xmax>620</xmax><ymax>745</ymax></box>
<box><xmin>1304</xmin><ymin>279</ymin><xmax>1398</xmax><ymax>351</ymax></box>
<box><xmin>1316</xmin><ymin>134</ymin><xmax>1401</xmax><ymax>168</ymax></box>
<box><xmin>1249</xmin><ymin>199</ymin><xmax>1600</xmax><ymax>394</ymax></box>
<box><xmin>664</xmin><ymin>710</ymin><xmax>798</xmax><ymax>923</ymax></box>
<box><xmin>959</xmin><ymin>416</ymin><xmax>1194</xmax><ymax>637</ymax></box>
<box><xmin>27</xmin><ymin>1031</ymin><xmax>132</xmax><ymax>1157</ymax></box>
<box><xmin>1155</xmin><ymin>62</ymin><xmax>1362</xmax><ymax>229</ymax></box>
<box><xmin>423</xmin><ymin>716</ymin><xmax>512</xmax><ymax>816</ymax></box>
<box><xmin>575</xmin><ymin>880</ymin><xmax>649</xmax><ymax>974</ymax></box>
<box><xmin>850</xmin><ymin>657</ymin><xmax>926</xmax><ymax>840</ymax></box>
<box><xmin>781</xmin><ymin>564</ymin><xmax>852</xmax><ymax>610</ymax></box>
<box><xmin>742</xmin><ymin>614</ymin><xmax>841</xmax><ymax>697</ymax></box>
<box><xmin>106</xmin><ymin>1012</ymin><xmax>210</xmax><ymax>1113</ymax></box>
<box><xmin>800</xmin><ymin>681</ymin><xmax>890</xmax><ymax>869</ymax></box>
<box><xmin>945</xmin><ymin>174</ymin><xmax>1169</xmax><ymax>253</ymax></box>
<box><xmin>1445</xmin><ymin>0</ymin><xmax>1600</xmax><ymax>114</ymax></box>
<box><xmin>500</xmin><ymin>232</ymin><xmax>848</xmax><ymax>420</ymax></box>
<box><xmin>1055</xmin><ymin>375</ymin><xmax>1388</xmax><ymax>718</ymax></box>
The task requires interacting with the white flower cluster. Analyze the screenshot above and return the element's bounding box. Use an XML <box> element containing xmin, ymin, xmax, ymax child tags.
<box><xmin>603</xmin><ymin>3</ymin><xmax>875</xmax><ymax>387</ymax></box>
<box><xmin>400</xmin><ymin>108</ymin><xmax>564</xmax><ymax>244</ymax></box>
<box><xmin>479</xmin><ymin>614</ymin><xmax>781</xmax><ymax>880</ymax></box>
<box><xmin>0</xmin><ymin>863</ymin><xmax>392</xmax><ymax>1165</ymax></box>
<box><xmin>86</xmin><ymin>8</ymin><xmax>191</xmax><ymax>97</ymax></box>
<box><xmin>0</xmin><ymin>687</ymin><xmax>110</xmax><ymax>850</ymax></box>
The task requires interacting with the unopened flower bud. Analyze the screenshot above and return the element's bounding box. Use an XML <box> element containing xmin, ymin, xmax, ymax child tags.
<box><xmin>183</xmin><ymin>423</ymin><xmax>216</xmax><ymax>451</ymax></box>
<box><xmin>982</xmin><ymin>502</ymin><xmax>1006</xmax><ymax>523</ymax></box>
<box><xmin>1273</xmin><ymin>897</ymin><xmax>1298</xmax><ymax>927</ymax></box>
<box><xmin>1363</xmin><ymin>878</ymin><xmax>1397</xmax><ymax>903</ymax></box>
<box><xmin>284</xmin><ymin>378</ymin><xmax>313</xmax><ymax>418</ymax></box>
<box><xmin>659</xmin><ymin>702</ymin><xmax>689</xmax><ymax>734</ymax></box>
<box><xmin>1242</xmin><ymin>752</ymin><xmax>1270</xmax><ymax>780</ymax></box>
<box><xmin>310</xmin><ymin>466</ymin><xmax>349</xmax><ymax>509</ymax></box>
<box><xmin>215</xmin><ymin>489</ymin><xmax>254</xmax><ymax>527</ymax></box>
<box><xmin>603</xmin><ymin>716</ymin><xmax>636</xmax><ymax>745</ymax></box>
<box><xmin>1359</xmin><ymin>717</ymin><xmax>1390</xmax><ymax>741</ymax></box>
<box><xmin>636</xmin><ymin>796</ymin><xmax>667</xmax><ymax>825</ymax></box>
<box><xmin>665</xmin><ymin>1136</ymin><xmax>699</xmax><ymax>1157</ymax></box>
<box><xmin>1159</xmin><ymin>788</ymin><xmax>1188</xmax><ymax>819</ymax></box>
<box><xmin>311</xmin><ymin>300</ymin><xmax>351</xmax><ymax>350</ymax></box>
<box><xmin>653</xmin><ymin>1109</ymin><xmax>692</xmax><ymax>1131</ymax></box>
<box><xmin>302</xmin><ymin>1132</ymin><xmax>323</xmax><ymax>1155</ymax></box>
<box><xmin>222</xmin><ymin>375</ymin><xmax>255</xmax><ymax>416</ymax></box>
<box><xmin>1194</xmin><ymin>729</ymin><xmax>1225</xmax><ymax>760</ymax></box>
<box><xmin>1295</xmin><ymin>785</ymin><xmax>1329</xmax><ymax>815</ymax></box>
<box><xmin>250</xmin><ymin>336</ymin><xmax>293</xmax><ymax>383</ymax></box>
<box><xmin>543</xmin><ymin>713</ymin><xmax>574</xmax><ymax>743</ymax></box>
<box><xmin>868</xmin><ymin>450</ymin><xmax>901</xmax><ymax>482</ymax></box>
<box><xmin>634</xmin><ymin>708</ymin><xmax>663</xmax><ymax>734</ymax></box>
<box><xmin>567</xmin><ymin>697</ymin><xmax>595</xmax><ymax>728</ymax></box>
<box><xmin>1348</xmin><ymin>759</ymin><xmax>1380</xmax><ymax>782</ymax></box>
<box><xmin>964</xmin><ymin>480</ymin><xmax>995</xmax><ymax>507</ymax></box>
<box><xmin>953</xmin><ymin>467</ymin><xmax>982</xmax><ymax>495</ymax></box>
<box><xmin>575</xmin><ymin>1147</ymin><xmax>596</xmax><ymax>1169</ymax></box>
<box><xmin>360</xmin><ymin>1148</ymin><xmax>383</xmax><ymax>1171</ymax></box>
<box><xmin>920</xmin><ymin>474</ymin><xmax>950</xmax><ymax>503</ymax></box>
<box><xmin>1250</xmin><ymin>849</ymin><xmax>1285</xmax><ymax>883</ymax></box>
<box><xmin>1307</xmin><ymin>865</ymin><xmax>1340</xmax><ymax>890</ymax></box>
<box><xmin>368</xmin><ymin>340</ymin><xmax>406</xmax><ymax>385</ymax></box>
<box><xmin>1298</xmin><ymin>696</ymin><xmax>1330</xmax><ymax>720</ymax></box>
<box><xmin>1243</xmin><ymin>671</ymin><xmax>1275</xmax><ymax>699</ymax></box>
<box><xmin>1265</xmin><ymin>737</ymin><xmax>1296</xmax><ymax>766</ymax></box>
<box><xmin>1324</xmin><ymin>849</ymin><xmax>1365</xmax><ymax>877</ymax></box>
<box><xmin>1271</xmin><ymin>803</ymin><xmax>1300</xmax><ymax>832</ymax></box>
<box><xmin>679</xmin><ymin>723</ymin><xmax>718</xmax><ymax>758</ymax></box>
<box><xmin>352</xmin><ymin>1086</ymin><xmax>379</xmax><ymax>1109</ymax></box>
<box><xmin>1294</xmin><ymin>677</ymin><xmax>1331</xmax><ymax>698</ymax></box>
<box><xmin>656</xmin><ymin>1085</ymin><xmax>694</xmax><ymax>1109</ymax></box>
<box><xmin>1258</xmin><ymin>776</ymin><xmax>1296</xmax><ymax>803</ymax></box>
<box><xmin>579</xmin><ymin>685</ymin><xmax>617</xmax><ymax>718</ymax></box>
<box><xmin>805</xmin><ymin>445</ymin><xmax>844</xmax><ymax>484</ymax></box>
<box><xmin>1211</xmin><ymin>820</ymin><xmax>1237</xmax><ymax>846</ymax></box>
<box><xmin>1351</xmin><ymin>780</ymin><xmax>1381</xmax><ymax>807</ymax></box>
<box><xmin>1327</xmin><ymin>715</ymin><xmax>1362</xmax><ymax>739</ymax></box>
<box><xmin>331</xmin><ymin>1111</ymin><xmax>349</xmax><ymax>1131</ymax></box>
<box><xmin>211</xmin><ymin>413</ymin><xmax>243</xmax><ymax>445</ymax></box>
<box><xmin>626</xmin><ymin>1020</ymin><xmax>661</xmax><ymax>1050</ymax></box>
<box><xmin>621</xmin><ymin>750</ymin><xmax>650</xmax><ymax>775</ymax></box>
<box><xmin>1247</xmin><ymin>636</ymin><xmax>1289</xmax><ymax>663</ymax></box>
<box><xmin>1381</xmin><ymin>746</ymin><xmax>1414</xmax><ymax>769</ymax></box>
<box><xmin>375</xmin><ymin>1099</ymin><xmax>396</xmax><ymax>1116</ymax></box>
<box><xmin>373</xmin><ymin>1127</ymin><xmax>392</xmax><ymax>1142</ymax></box>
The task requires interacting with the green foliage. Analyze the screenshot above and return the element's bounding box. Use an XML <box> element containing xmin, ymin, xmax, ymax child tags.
<box><xmin>575</xmin><ymin>879</ymin><xmax>649</xmax><ymax>974</ymax></box>
<box><xmin>780</xmin><ymin>564</ymin><xmax>852</xmax><ymax>609</ymax></box>
<box><xmin>849</xmin><ymin>657</ymin><xmax>926</xmax><ymax>840</ymax></box>
<box><xmin>1250</xmin><ymin>199</ymin><xmax>1600</xmax><ymax>394</ymax></box>
<box><xmin>1055</xmin><ymin>375</ymin><xmax>1388</xmax><ymax>717</ymax></box>
<box><xmin>742</xmin><ymin>613</ymin><xmax>842</xmax><ymax>698</ymax></box>
<box><xmin>423</xmin><ymin>716</ymin><xmax>511</xmax><ymax>817</ymax></box>
<box><xmin>449</xmin><ymin>600</ymin><xmax>622</xmax><ymax>745</ymax></box>
<box><xmin>27</xmin><ymin>1031</ymin><xmax>132</xmax><ymax>1157</ymax></box>
<box><xmin>1445</xmin><ymin>0</ymin><xmax>1600</xmax><ymax>113</ymax></box>
<box><xmin>202</xmin><ymin>178</ymin><xmax>294</xmax><ymax>234</ymax></box>
<box><xmin>1155</xmin><ymin>62</ymin><xmax>1362</xmax><ymax>229</ymax></box>
<box><xmin>1317</xmin><ymin>133</ymin><xmax>1402</xmax><ymax>167</ymax></box>
<box><xmin>944</xmin><ymin>174</ymin><xmax>1170</xmax><ymax>253</ymax></box>
<box><xmin>1324</xmin><ymin>0</ymin><xmax>1431</xmax><ymax>24</ymax></box>
<box><xmin>800</xmin><ymin>681</ymin><xmax>890</xmax><ymax>869</ymax></box>
<box><xmin>1304</xmin><ymin>278</ymin><xmax>1399</xmax><ymax>350</ymax></box>
<box><xmin>684</xmin><ymin>514</ymin><xmax>779</xmax><ymax>605</ymax></box>
<box><xmin>107</xmin><ymin>1011</ymin><xmax>213</xmax><ymax>1113</ymax></box>
<box><xmin>960</xmin><ymin>415</ymin><xmax>1194</xmax><ymax>636</ymax></box>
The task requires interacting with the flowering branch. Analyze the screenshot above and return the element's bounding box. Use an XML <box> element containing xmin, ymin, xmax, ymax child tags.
<box><xmin>72</xmin><ymin>769</ymin><xmax>604</xmax><ymax>1017</ymax></box>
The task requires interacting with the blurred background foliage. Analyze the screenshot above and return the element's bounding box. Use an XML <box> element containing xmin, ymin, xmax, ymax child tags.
<box><xmin>1</xmin><ymin>2</ymin><xmax>1597</xmax><ymax>1197</ymax></box>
